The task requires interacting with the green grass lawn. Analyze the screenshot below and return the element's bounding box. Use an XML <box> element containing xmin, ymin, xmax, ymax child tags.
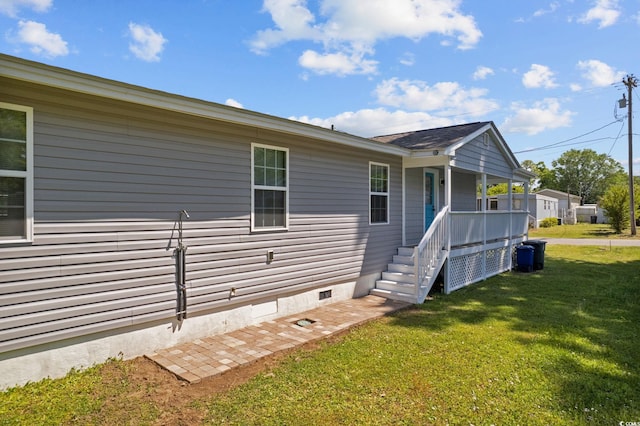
<box><xmin>2</xmin><ymin>245</ymin><xmax>639</xmax><ymax>425</ymax></box>
<box><xmin>529</xmin><ymin>223</ymin><xmax>639</xmax><ymax>239</ymax></box>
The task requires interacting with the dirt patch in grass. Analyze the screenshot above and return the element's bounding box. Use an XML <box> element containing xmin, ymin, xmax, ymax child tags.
<box><xmin>96</xmin><ymin>355</ymin><xmax>272</xmax><ymax>424</ymax></box>
<box><xmin>90</xmin><ymin>338</ymin><xmax>332</xmax><ymax>425</ymax></box>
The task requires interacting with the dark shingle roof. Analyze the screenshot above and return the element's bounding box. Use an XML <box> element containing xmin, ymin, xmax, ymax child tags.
<box><xmin>371</xmin><ymin>122</ymin><xmax>490</xmax><ymax>150</ymax></box>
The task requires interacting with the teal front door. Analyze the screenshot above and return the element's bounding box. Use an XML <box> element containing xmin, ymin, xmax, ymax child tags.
<box><xmin>425</xmin><ymin>172</ymin><xmax>435</xmax><ymax>230</ymax></box>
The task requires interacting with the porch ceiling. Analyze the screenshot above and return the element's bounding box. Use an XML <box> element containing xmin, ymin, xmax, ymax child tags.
<box><xmin>402</xmin><ymin>161</ymin><xmax>530</xmax><ymax>184</ymax></box>
<box><xmin>402</xmin><ymin>153</ymin><xmax>450</xmax><ymax>168</ymax></box>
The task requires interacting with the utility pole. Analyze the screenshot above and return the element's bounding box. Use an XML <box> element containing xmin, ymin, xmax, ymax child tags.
<box><xmin>621</xmin><ymin>75</ymin><xmax>637</xmax><ymax>235</ymax></box>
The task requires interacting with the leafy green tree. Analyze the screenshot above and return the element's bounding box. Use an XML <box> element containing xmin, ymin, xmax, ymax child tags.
<box><xmin>486</xmin><ymin>183</ymin><xmax>524</xmax><ymax>196</ymax></box>
<box><xmin>609</xmin><ymin>170</ymin><xmax>631</xmax><ymax>186</ymax></box>
<box><xmin>549</xmin><ymin>149</ymin><xmax>623</xmax><ymax>204</ymax></box>
<box><xmin>600</xmin><ymin>184</ymin><xmax>629</xmax><ymax>233</ymax></box>
<box><xmin>521</xmin><ymin>160</ymin><xmax>555</xmax><ymax>191</ymax></box>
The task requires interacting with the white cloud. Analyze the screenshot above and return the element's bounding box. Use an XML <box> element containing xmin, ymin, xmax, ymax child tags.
<box><xmin>128</xmin><ymin>22</ymin><xmax>167</xmax><ymax>62</ymax></box>
<box><xmin>501</xmin><ymin>98</ymin><xmax>574</xmax><ymax>135</ymax></box>
<box><xmin>533</xmin><ymin>2</ymin><xmax>560</xmax><ymax>17</ymax></box>
<box><xmin>522</xmin><ymin>64</ymin><xmax>558</xmax><ymax>89</ymax></box>
<box><xmin>290</xmin><ymin>108</ymin><xmax>454</xmax><ymax>137</ymax></box>
<box><xmin>251</xmin><ymin>0</ymin><xmax>482</xmax><ymax>75</ymax></box>
<box><xmin>374</xmin><ymin>77</ymin><xmax>499</xmax><ymax>118</ymax></box>
<box><xmin>472</xmin><ymin>66</ymin><xmax>494</xmax><ymax>80</ymax></box>
<box><xmin>399</xmin><ymin>52</ymin><xmax>415</xmax><ymax>66</ymax></box>
<box><xmin>0</xmin><ymin>0</ymin><xmax>51</xmax><ymax>17</ymax></box>
<box><xmin>225</xmin><ymin>98</ymin><xmax>244</xmax><ymax>108</ymax></box>
<box><xmin>578</xmin><ymin>0</ymin><xmax>620</xmax><ymax>28</ymax></box>
<box><xmin>317</xmin><ymin>0</ymin><xmax>482</xmax><ymax>49</ymax></box>
<box><xmin>298</xmin><ymin>49</ymin><xmax>377</xmax><ymax>75</ymax></box>
<box><xmin>16</xmin><ymin>20</ymin><xmax>68</xmax><ymax>57</ymax></box>
<box><xmin>250</xmin><ymin>0</ymin><xmax>321</xmax><ymax>52</ymax></box>
<box><xmin>576</xmin><ymin>59</ymin><xmax>625</xmax><ymax>87</ymax></box>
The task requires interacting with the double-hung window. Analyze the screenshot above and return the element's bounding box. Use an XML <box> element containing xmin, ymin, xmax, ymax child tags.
<box><xmin>252</xmin><ymin>144</ymin><xmax>288</xmax><ymax>231</ymax></box>
<box><xmin>370</xmin><ymin>162</ymin><xmax>389</xmax><ymax>224</ymax></box>
<box><xmin>0</xmin><ymin>103</ymin><xmax>33</xmax><ymax>243</ymax></box>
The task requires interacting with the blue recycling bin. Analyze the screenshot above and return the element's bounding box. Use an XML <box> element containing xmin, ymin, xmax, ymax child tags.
<box><xmin>516</xmin><ymin>245</ymin><xmax>534</xmax><ymax>272</ymax></box>
<box><xmin>525</xmin><ymin>240</ymin><xmax>547</xmax><ymax>270</ymax></box>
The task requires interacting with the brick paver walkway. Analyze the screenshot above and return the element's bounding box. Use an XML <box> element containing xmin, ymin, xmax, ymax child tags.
<box><xmin>145</xmin><ymin>295</ymin><xmax>409</xmax><ymax>384</ymax></box>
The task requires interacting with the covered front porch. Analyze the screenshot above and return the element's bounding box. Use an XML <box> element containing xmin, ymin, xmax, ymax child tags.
<box><xmin>370</xmin><ymin>122</ymin><xmax>533</xmax><ymax>303</ymax></box>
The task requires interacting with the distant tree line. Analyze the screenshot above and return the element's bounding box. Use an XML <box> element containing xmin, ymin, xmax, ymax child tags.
<box><xmin>519</xmin><ymin>148</ymin><xmax>640</xmax><ymax>233</ymax></box>
<box><xmin>521</xmin><ymin>149</ymin><xmax>625</xmax><ymax>205</ymax></box>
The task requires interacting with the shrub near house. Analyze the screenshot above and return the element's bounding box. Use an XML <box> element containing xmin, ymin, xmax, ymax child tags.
<box><xmin>539</xmin><ymin>217</ymin><xmax>558</xmax><ymax>228</ymax></box>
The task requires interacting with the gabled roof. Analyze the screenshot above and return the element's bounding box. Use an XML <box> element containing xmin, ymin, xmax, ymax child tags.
<box><xmin>373</xmin><ymin>121</ymin><xmax>532</xmax><ymax>180</ymax></box>
<box><xmin>371</xmin><ymin>122</ymin><xmax>490</xmax><ymax>150</ymax></box>
<box><xmin>536</xmin><ymin>188</ymin><xmax>581</xmax><ymax>202</ymax></box>
<box><xmin>0</xmin><ymin>54</ymin><xmax>530</xmax><ymax>180</ymax></box>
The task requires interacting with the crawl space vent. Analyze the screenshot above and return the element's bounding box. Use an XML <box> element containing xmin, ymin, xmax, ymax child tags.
<box><xmin>319</xmin><ymin>290</ymin><xmax>332</xmax><ymax>300</ymax></box>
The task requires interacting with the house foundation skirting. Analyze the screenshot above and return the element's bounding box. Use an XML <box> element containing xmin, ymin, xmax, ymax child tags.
<box><xmin>0</xmin><ymin>274</ymin><xmax>378</xmax><ymax>390</ymax></box>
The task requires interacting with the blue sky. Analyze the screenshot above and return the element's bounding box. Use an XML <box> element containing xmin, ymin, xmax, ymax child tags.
<box><xmin>1</xmin><ymin>0</ymin><xmax>638</xmax><ymax>173</ymax></box>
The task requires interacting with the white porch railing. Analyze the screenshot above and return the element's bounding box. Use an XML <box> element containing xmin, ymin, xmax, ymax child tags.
<box><xmin>450</xmin><ymin>211</ymin><xmax>528</xmax><ymax>246</ymax></box>
<box><xmin>446</xmin><ymin>210</ymin><xmax>529</xmax><ymax>293</ymax></box>
<box><xmin>413</xmin><ymin>206</ymin><xmax>449</xmax><ymax>302</ymax></box>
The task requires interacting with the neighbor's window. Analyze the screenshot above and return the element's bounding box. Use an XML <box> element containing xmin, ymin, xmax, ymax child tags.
<box><xmin>0</xmin><ymin>103</ymin><xmax>33</xmax><ymax>243</ymax></box>
<box><xmin>513</xmin><ymin>199</ymin><xmax>522</xmax><ymax>210</ymax></box>
<box><xmin>252</xmin><ymin>144</ymin><xmax>288</xmax><ymax>231</ymax></box>
<box><xmin>370</xmin><ymin>162</ymin><xmax>389</xmax><ymax>224</ymax></box>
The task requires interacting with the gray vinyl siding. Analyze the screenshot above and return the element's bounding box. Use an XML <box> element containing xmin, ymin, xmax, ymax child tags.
<box><xmin>451</xmin><ymin>133</ymin><xmax>513</xmax><ymax>179</ymax></box>
<box><xmin>451</xmin><ymin>171</ymin><xmax>477</xmax><ymax>211</ymax></box>
<box><xmin>0</xmin><ymin>78</ymin><xmax>402</xmax><ymax>354</ymax></box>
<box><xmin>404</xmin><ymin>168</ymin><xmax>423</xmax><ymax>246</ymax></box>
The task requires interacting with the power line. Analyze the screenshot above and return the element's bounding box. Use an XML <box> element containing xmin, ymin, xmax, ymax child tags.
<box><xmin>607</xmin><ymin>119</ymin><xmax>626</xmax><ymax>155</ymax></box>
<box><xmin>513</xmin><ymin>120</ymin><xmax>623</xmax><ymax>154</ymax></box>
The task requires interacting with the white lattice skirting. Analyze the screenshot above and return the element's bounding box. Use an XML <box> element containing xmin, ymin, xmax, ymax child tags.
<box><xmin>446</xmin><ymin>246</ymin><xmax>512</xmax><ymax>293</ymax></box>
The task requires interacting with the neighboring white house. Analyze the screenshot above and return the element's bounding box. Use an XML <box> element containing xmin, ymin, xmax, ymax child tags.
<box><xmin>575</xmin><ymin>204</ymin><xmax>608</xmax><ymax>223</ymax></box>
<box><xmin>536</xmin><ymin>189</ymin><xmax>581</xmax><ymax>224</ymax></box>
<box><xmin>483</xmin><ymin>193</ymin><xmax>558</xmax><ymax>228</ymax></box>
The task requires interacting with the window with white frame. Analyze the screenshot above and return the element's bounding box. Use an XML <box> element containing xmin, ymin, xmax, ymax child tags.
<box><xmin>0</xmin><ymin>103</ymin><xmax>33</xmax><ymax>242</ymax></box>
<box><xmin>252</xmin><ymin>144</ymin><xmax>288</xmax><ymax>231</ymax></box>
<box><xmin>370</xmin><ymin>162</ymin><xmax>389</xmax><ymax>224</ymax></box>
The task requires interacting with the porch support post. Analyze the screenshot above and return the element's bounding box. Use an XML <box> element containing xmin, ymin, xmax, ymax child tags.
<box><xmin>481</xmin><ymin>174</ymin><xmax>487</xmax><ymax>213</ymax></box>
<box><xmin>444</xmin><ymin>164</ymin><xmax>451</xmax><ymax>207</ymax></box>
<box><xmin>507</xmin><ymin>178</ymin><xmax>513</xmax><ymax>239</ymax></box>
<box><xmin>401</xmin><ymin>162</ymin><xmax>406</xmax><ymax>247</ymax></box>
<box><xmin>481</xmin><ymin>174</ymin><xmax>487</xmax><ymax>280</ymax></box>
<box><xmin>444</xmin><ymin>164</ymin><xmax>452</xmax><ymax>294</ymax></box>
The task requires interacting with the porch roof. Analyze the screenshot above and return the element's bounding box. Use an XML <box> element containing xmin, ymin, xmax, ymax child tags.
<box><xmin>373</xmin><ymin>121</ymin><xmax>534</xmax><ymax>182</ymax></box>
<box><xmin>371</xmin><ymin>122</ymin><xmax>489</xmax><ymax>150</ymax></box>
